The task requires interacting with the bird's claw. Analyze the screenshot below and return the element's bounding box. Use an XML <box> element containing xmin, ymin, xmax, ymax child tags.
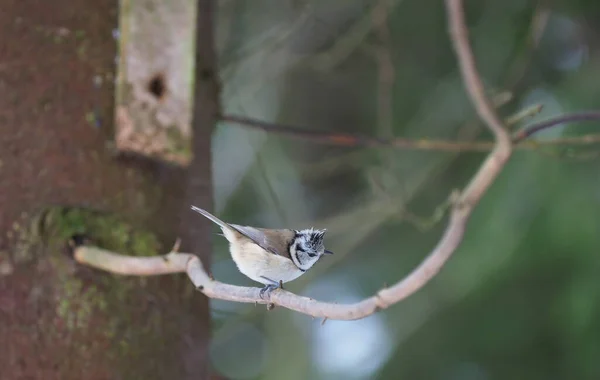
<box><xmin>259</xmin><ymin>284</ymin><xmax>277</xmax><ymax>299</ymax></box>
<box><xmin>259</xmin><ymin>279</ymin><xmax>284</xmax><ymax>300</ymax></box>
<box><xmin>258</xmin><ymin>276</ymin><xmax>284</xmax><ymax>299</ymax></box>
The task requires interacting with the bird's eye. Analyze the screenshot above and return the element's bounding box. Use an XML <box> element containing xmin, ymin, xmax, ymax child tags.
<box><xmin>307</xmin><ymin>251</ymin><xmax>316</xmax><ymax>258</ymax></box>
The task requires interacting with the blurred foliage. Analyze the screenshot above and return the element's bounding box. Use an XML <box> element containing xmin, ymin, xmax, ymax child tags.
<box><xmin>206</xmin><ymin>0</ymin><xmax>600</xmax><ymax>379</ymax></box>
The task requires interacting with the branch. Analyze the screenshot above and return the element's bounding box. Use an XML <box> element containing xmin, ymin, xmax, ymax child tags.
<box><xmin>371</xmin><ymin>0</ymin><xmax>396</xmax><ymax>138</ymax></box>
<box><xmin>445</xmin><ymin>0</ymin><xmax>512</xmax><ymax>204</ymax></box>
<box><xmin>512</xmin><ymin>111</ymin><xmax>600</xmax><ymax>142</ymax></box>
<box><xmin>221</xmin><ymin>113</ymin><xmax>497</xmax><ymax>151</ymax></box>
<box><xmin>220</xmin><ymin>111</ymin><xmax>600</xmax><ymax>152</ymax></box>
<box><xmin>73</xmin><ymin>246</ymin><xmax>382</xmax><ymax>319</ymax></box>
<box><xmin>73</xmin><ymin>0</ymin><xmax>518</xmax><ymax>321</ymax></box>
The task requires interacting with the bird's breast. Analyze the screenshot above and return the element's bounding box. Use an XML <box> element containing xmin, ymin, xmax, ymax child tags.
<box><xmin>228</xmin><ymin>239</ymin><xmax>304</xmax><ymax>285</ymax></box>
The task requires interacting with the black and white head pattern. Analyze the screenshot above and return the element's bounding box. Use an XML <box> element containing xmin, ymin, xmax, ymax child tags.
<box><xmin>289</xmin><ymin>228</ymin><xmax>328</xmax><ymax>271</ymax></box>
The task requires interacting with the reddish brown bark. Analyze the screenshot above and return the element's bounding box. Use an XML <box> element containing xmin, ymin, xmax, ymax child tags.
<box><xmin>0</xmin><ymin>0</ymin><xmax>214</xmax><ymax>379</ymax></box>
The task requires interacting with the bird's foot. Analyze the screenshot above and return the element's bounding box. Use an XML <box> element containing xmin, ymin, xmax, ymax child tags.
<box><xmin>259</xmin><ymin>277</ymin><xmax>283</xmax><ymax>299</ymax></box>
<box><xmin>259</xmin><ymin>284</ymin><xmax>277</xmax><ymax>299</ymax></box>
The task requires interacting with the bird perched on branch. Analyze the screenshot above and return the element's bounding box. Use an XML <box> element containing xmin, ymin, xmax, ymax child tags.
<box><xmin>191</xmin><ymin>206</ymin><xmax>334</xmax><ymax>298</ymax></box>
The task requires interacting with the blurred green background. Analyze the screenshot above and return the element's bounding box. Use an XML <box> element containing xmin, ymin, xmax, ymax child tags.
<box><xmin>207</xmin><ymin>0</ymin><xmax>600</xmax><ymax>379</ymax></box>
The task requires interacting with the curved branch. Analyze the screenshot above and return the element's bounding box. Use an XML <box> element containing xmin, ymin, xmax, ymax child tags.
<box><xmin>74</xmin><ymin>246</ymin><xmax>382</xmax><ymax>320</ymax></box>
<box><xmin>513</xmin><ymin>111</ymin><xmax>600</xmax><ymax>142</ymax></box>
<box><xmin>378</xmin><ymin>0</ymin><xmax>513</xmax><ymax>306</ymax></box>
<box><xmin>73</xmin><ymin>0</ymin><xmax>516</xmax><ymax>321</ymax></box>
<box><xmin>445</xmin><ymin>0</ymin><xmax>512</xmax><ymax>206</ymax></box>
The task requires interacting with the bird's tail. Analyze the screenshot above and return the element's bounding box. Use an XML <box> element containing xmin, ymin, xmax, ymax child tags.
<box><xmin>191</xmin><ymin>206</ymin><xmax>232</xmax><ymax>232</ymax></box>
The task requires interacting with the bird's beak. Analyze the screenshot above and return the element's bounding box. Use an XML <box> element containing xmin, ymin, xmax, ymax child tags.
<box><xmin>324</xmin><ymin>250</ymin><xmax>334</xmax><ymax>255</ymax></box>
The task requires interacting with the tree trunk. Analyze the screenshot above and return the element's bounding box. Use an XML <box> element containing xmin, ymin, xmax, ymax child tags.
<box><xmin>0</xmin><ymin>0</ymin><xmax>215</xmax><ymax>378</ymax></box>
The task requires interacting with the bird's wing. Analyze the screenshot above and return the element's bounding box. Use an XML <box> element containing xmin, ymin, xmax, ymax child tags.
<box><xmin>229</xmin><ymin>224</ymin><xmax>295</xmax><ymax>260</ymax></box>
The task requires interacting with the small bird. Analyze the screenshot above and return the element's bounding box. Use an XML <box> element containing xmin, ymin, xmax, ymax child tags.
<box><xmin>191</xmin><ymin>206</ymin><xmax>333</xmax><ymax>298</ymax></box>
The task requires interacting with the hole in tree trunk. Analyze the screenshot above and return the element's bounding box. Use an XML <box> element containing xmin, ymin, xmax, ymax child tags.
<box><xmin>148</xmin><ymin>73</ymin><xmax>167</xmax><ymax>100</ymax></box>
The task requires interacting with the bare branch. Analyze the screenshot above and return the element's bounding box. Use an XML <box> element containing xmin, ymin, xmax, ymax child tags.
<box><xmin>371</xmin><ymin>0</ymin><xmax>396</xmax><ymax>138</ymax></box>
<box><xmin>445</xmin><ymin>0</ymin><xmax>512</xmax><ymax>204</ymax></box>
<box><xmin>220</xmin><ymin>113</ymin><xmax>495</xmax><ymax>151</ymax></box>
<box><xmin>220</xmin><ymin>111</ymin><xmax>600</xmax><ymax>152</ymax></box>
<box><xmin>512</xmin><ymin>111</ymin><xmax>600</xmax><ymax>142</ymax></box>
<box><xmin>73</xmin><ymin>0</ymin><xmax>522</xmax><ymax>321</ymax></box>
<box><xmin>73</xmin><ymin>246</ymin><xmax>382</xmax><ymax>320</ymax></box>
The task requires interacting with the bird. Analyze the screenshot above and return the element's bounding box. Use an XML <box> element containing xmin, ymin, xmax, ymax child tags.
<box><xmin>191</xmin><ymin>206</ymin><xmax>333</xmax><ymax>298</ymax></box>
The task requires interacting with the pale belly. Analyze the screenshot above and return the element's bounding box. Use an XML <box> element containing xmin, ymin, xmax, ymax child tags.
<box><xmin>229</xmin><ymin>241</ymin><xmax>304</xmax><ymax>285</ymax></box>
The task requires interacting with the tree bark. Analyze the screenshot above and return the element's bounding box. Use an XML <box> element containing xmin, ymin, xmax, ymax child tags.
<box><xmin>0</xmin><ymin>0</ymin><xmax>215</xmax><ymax>378</ymax></box>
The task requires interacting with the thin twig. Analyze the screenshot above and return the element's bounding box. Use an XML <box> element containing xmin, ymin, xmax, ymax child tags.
<box><xmin>221</xmin><ymin>113</ymin><xmax>492</xmax><ymax>150</ymax></box>
<box><xmin>371</xmin><ymin>0</ymin><xmax>395</xmax><ymax>138</ymax></box>
<box><xmin>505</xmin><ymin>104</ymin><xmax>543</xmax><ymax>128</ymax></box>
<box><xmin>221</xmin><ymin>112</ymin><xmax>600</xmax><ymax>152</ymax></box>
<box><xmin>503</xmin><ymin>4</ymin><xmax>550</xmax><ymax>89</ymax></box>
<box><xmin>512</xmin><ymin>111</ymin><xmax>600</xmax><ymax>142</ymax></box>
<box><xmin>310</xmin><ymin>0</ymin><xmax>403</xmax><ymax>71</ymax></box>
<box><xmin>74</xmin><ymin>0</ymin><xmax>518</xmax><ymax>321</ymax></box>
